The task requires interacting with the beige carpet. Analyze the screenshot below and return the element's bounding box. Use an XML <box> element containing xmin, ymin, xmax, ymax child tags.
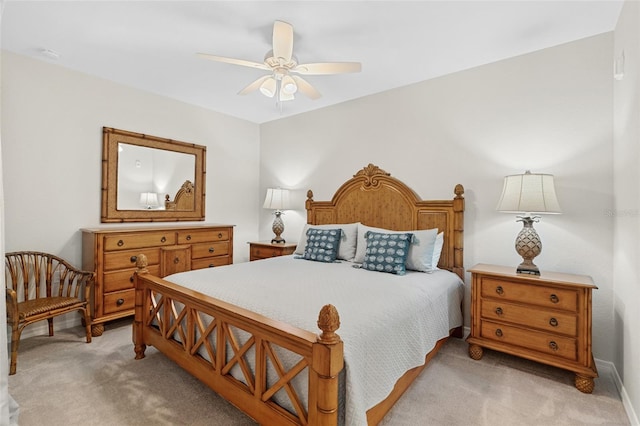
<box><xmin>8</xmin><ymin>319</ymin><xmax>630</xmax><ymax>426</ymax></box>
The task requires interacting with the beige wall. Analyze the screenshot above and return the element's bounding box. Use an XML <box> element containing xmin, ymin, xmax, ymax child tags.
<box><xmin>0</xmin><ymin>51</ymin><xmax>261</xmax><ymax>263</ymax></box>
<box><xmin>260</xmin><ymin>34</ymin><xmax>616</xmax><ymax>364</ymax></box>
<box><xmin>614</xmin><ymin>0</ymin><xmax>640</xmax><ymax>423</ymax></box>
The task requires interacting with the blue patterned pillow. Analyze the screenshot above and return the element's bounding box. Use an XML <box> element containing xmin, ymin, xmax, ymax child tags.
<box><xmin>302</xmin><ymin>228</ymin><xmax>342</xmax><ymax>263</ymax></box>
<box><xmin>361</xmin><ymin>231</ymin><xmax>414</xmax><ymax>275</ymax></box>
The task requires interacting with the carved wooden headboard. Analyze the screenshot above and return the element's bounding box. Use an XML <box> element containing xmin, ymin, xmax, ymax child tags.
<box><xmin>305</xmin><ymin>164</ymin><xmax>465</xmax><ymax>279</ymax></box>
<box><xmin>165</xmin><ymin>180</ymin><xmax>195</xmax><ymax>211</ymax></box>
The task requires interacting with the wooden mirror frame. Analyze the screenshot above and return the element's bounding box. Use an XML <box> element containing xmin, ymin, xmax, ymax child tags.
<box><xmin>101</xmin><ymin>127</ymin><xmax>206</xmax><ymax>223</ymax></box>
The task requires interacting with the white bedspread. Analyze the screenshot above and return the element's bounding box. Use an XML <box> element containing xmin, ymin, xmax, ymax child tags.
<box><xmin>165</xmin><ymin>255</ymin><xmax>464</xmax><ymax>426</ymax></box>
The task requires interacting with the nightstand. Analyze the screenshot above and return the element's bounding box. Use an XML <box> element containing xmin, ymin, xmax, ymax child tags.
<box><xmin>466</xmin><ymin>263</ymin><xmax>598</xmax><ymax>393</ymax></box>
<box><xmin>249</xmin><ymin>241</ymin><xmax>297</xmax><ymax>261</ymax></box>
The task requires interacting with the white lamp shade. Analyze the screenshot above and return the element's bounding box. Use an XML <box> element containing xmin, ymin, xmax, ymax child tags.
<box><xmin>263</xmin><ymin>188</ymin><xmax>291</xmax><ymax>211</ymax></box>
<box><xmin>139</xmin><ymin>192</ymin><xmax>159</xmax><ymax>208</ymax></box>
<box><xmin>281</xmin><ymin>74</ymin><xmax>297</xmax><ymax>94</ymax></box>
<box><xmin>496</xmin><ymin>171</ymin><xmax>561</xmax><ymax>214</ymax></box>
<box><xmin>259</xmin><ymin>77</ymin><xmax>277</xmax><ymax>98</ymax></box>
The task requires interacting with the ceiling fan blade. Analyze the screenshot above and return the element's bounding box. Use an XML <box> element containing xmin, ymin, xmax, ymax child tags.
<box><xmin>291</xmin><ymin>75</ymin><xmax>321</xmax><ymax>100</ymax></box>
<box><xmin>272</xmin><ymin>20</ymin><xmax>293</xmax><ymax>64</ymax></box>
<box><xmin>238</xmin><ymin>75</ymin><xmax>272</xmax><ymax>95</ymax></box>
<box><xmin>196</xmin><ymin>53</ymin><xmax>271</xmax><ymax>71</ymax></box>
<box><xmin>292</xmin><ymin>62</ymin><xmax>362</xmax><ymax>75</ymax></box>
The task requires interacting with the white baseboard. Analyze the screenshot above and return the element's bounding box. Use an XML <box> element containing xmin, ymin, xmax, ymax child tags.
<box><xmin>597</xmin><ymin>358</ymin><xmax>640</xmax><ymax>426</ymax></box>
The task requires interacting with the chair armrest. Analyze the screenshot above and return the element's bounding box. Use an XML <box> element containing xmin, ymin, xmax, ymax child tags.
<box><xmin>5</xmin><ymin>288</ymin><xmax>18</xmax><ymax>321</ymax></box>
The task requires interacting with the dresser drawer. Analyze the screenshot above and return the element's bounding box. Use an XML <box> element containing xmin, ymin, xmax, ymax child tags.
<box><xmin>191</xmin><ymin>256</ymin><xmax>230</xmax><ymax>270</ymax></box>
<box><xmin>481</xmin><ymin>320</ymin><xmax>577</xmax><ymax>361</ymax></box>
<box><xmin>480</xmin><ymin>278</ymin><xmax>578</xmax><ymax>312</ymax></box>
<box><xmin>104</xmin><ymin>265</ymin><xmax>161</xmax><ymax>292</ymax></box>
<box><xmin>103</xmin><ymin>289</ymin><xmax>135</xmax><ymax>315</ymax></box>
<box><xmin>192</xmin><ymin>241</ymin><xmax>229</xmax><ymax>259</ymax></box>
<box><xmin>103</xmin><ymin>231</ymin><xmax>176</xmax><ymax>251</ymax></box>
<box><xmin>481</xmin><ymin>299</ymin><xmax>577</xmax><ymax>336</ymax></box>
<box><xmin>178</xmin><ymin>229</ymin><xmax>229</xmax><ymax>245</ymax></box>
<box><xmin>104</xmin><ymin>249</ymin><xmax>160</xmax><ymax>271</ymax></box>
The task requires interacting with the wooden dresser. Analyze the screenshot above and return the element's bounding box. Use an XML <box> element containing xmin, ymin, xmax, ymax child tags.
<box><xmin>249</xmin><ymin>241</ymin><xmax>297</xmax><ymax>261</ymax></box>
<box><xmin>466</xmin><ymin>263</ymin><xmax>598</xmax><ymax>393</ymax></box>
<box><xmin>81</xmin><ymin>224</ymin><xmax>234</xmax><ymax>336</ymax></box>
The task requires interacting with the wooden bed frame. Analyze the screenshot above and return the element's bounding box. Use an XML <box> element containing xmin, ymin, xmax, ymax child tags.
<box><xmin>164</xmin><ymin>180</ymin><xmax>195</xmax><ymax>211</ymax></box>
<box><xmin>133</xmin><ymin>164</ymin><xmax>465</xmax><ymax>425</ymax></box>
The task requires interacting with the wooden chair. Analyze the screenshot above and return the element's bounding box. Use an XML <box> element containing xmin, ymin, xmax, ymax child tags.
<box><xmin>5</xmin><ymin>251</ymin><xmax>94</xmax><ymax>375</ymax></box>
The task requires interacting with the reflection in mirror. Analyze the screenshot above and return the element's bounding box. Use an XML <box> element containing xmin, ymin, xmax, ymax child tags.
<box><xmin>116</xmin><ymin>143</ymin><xmax>195</xmax><ymax>210</ymax></box>
<box><xmin>101</xmin><ymin>127</ymin><xmax>206</xmax><ymax>223</ymax></box>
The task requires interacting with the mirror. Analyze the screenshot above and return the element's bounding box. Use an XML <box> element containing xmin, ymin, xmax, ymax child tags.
<box><xmin>101</xmin><ymin>127</ymin><xmax>206</xmax><ymax>222</ymax></box>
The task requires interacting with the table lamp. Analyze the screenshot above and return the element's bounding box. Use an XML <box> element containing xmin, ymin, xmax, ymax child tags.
<box><xmin>496</xmin><ymin>171</ymin><xmax>561</xmax><ymax>275</ymax></box>
<box><xmin>263</xmin><ymin>188</ymin><xmax>291</xmax><ymax>243</ymax></box>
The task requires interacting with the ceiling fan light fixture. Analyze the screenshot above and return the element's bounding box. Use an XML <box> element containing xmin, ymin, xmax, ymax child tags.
<box><xmin>259</xmin><ymin>77</ymin><xmax>277</xmax><ymax>97</ymax></box>
<box><xmin>281</xmin><ymin>74</ymin><xmax>297</xmax><ymax>94</ymax></box>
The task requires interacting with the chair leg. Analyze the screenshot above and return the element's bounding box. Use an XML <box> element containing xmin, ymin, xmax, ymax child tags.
<box><xmin>81</xmin><ymin>308</ymin><xmax>92</xmax><ymax>343</ymax></box>
<box><xmin>9</xmin><ymin>322</ymin><xmax>21</xmax><ymax>376</ymax></box>
<box><xmin>47</xmin><ymin>318</ymin><xmax>54</xmax><ymax>336</ymax></box>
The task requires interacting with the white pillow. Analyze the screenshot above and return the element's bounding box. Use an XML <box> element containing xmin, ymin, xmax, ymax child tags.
<box><xmin>432</xmin><ymin>232</ymin><xmax>444</xmax><ymax>269</ymax></box>
<box><xmin>354</xmin><ymin>223</ymin><xmax>439</xmax><ymax>272</ymax></box>
<box><xmin>295</xmin><ymin>222</ymin><xmax>359</xmax><ymax>261</ymax></box>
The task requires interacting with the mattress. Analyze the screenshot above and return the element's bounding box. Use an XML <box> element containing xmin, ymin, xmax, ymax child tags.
<box><xmin>165</xmin><ymin>255</ymin><xmax>464</xmax><ymax>425</ymax></box>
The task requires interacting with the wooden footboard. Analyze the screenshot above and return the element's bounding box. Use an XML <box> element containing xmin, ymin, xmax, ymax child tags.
<box><xmin>133</xmin><ymin>255</ymin><xmax>344</xmax><ymax>426</ymax></box>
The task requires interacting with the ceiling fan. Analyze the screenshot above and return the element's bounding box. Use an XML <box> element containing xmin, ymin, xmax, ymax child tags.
<box><xmin>197</xmin><ymin>20</ymin><xmax>361</xmax><ymax>103</ymax></box>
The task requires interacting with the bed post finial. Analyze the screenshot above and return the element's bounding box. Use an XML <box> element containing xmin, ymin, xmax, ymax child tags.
<box><xmin>317</xmin><ymin>304</ymin><xmax>341</xmax><ymax>344</ymax></box>
<box><xmin>135</xmin><ymin>253</ymin><xmax>149</xmax><ymax>274</ymax></box>
<box><xmin>454</xmin><ymin>184</ymin><xmax>464</xmax><ymax>199</ymax></box>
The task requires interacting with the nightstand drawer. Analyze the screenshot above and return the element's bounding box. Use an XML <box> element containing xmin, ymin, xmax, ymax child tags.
<box><xmin>480</xmin><ymin>278</ymin><xmax>578</xmax><ymax>312</ymax></box>
<box><xmin>481</xmin><ymin>299</ymin><xmax>577</xmax><ymax>336</ymax></box>
<box><xmin>252</xmin><ymin>245</ymin><xmax>284</xmax><ymax>259</ymax></box>
<box><xmin>249</xmin><ymin>242</ymin><xmax>297</xmax><ymax>260</ymax></box>
<box><xmin>481</xmin><ymin>320</ymin><xmax>577</xmax><ymax>361</ymax></box>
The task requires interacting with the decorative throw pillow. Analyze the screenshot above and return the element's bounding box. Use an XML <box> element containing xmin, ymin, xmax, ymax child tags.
<box><xmin>361</xmin><ymin>231</ymin><xmax>413</xmax><ymax>275</ymax></box>
<box><xmin>355</xmin><ymin>224</ymin><xmax>439</xmax><ymax>272</ymax></box>
<box><xmin>302</xmin><ymin>228</ymin><xmax>342</xmax><ymax>263</ymax></box>
<box><xmin>295</xmin><ymin>223</ymin><xmax>358</xmax><ymax>261</ymax></box>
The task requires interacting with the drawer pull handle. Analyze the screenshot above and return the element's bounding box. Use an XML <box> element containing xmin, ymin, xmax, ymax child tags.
<box><xmin>117</xmin><ymin>240</ymin><xmax>124</xmax><ymax>247</ymax></box>
<box><xmin>130</xmin><ymin>255</ymin><xmax>137</xmax><ymax>263</ymax></box>
<box><xmin>116</xmin><ymin>298</ymin><xmax>125</xmax><ymax>306</ymax></box>
<box><xmin>495</xmin><ymin>307</ymin><xmax>503</xmax><ymax>316</ymax></box>
<box><xmin>550</xmin><ymin>294</ymin><xmax>559</xmax><ymax>303</ymax></box>
<box><xmin>495</xmin><ymin>286</ymin><xmax>504</xmax><ymax>295</ymax></box>
<box><xmin>217</xmin><ymin>233</ymin><xmax>223</xmax><ymax>239</ymax></box>
<box><xmin>186</xmin><ymin>235</ymin><xmax>192</xmax><ymax>241</ymax></box>
<box><xmin>209</xmin><ymin>264</ymin><xmax>215</xmax><ymax>268</ymax></box>
<box><xmin>161</xmin><ymin>236</ymin><xmax>167</xmax><ymax>243</ymax></box>
<box><xmin>549</xmin><ymin>317</ymin><xmax>559</xmax><ymax>327</ymax></box>
<box><xmin>209</xmin><ymin>247</ymin><xmax>215</xmax><ymax>253</ymax></box>
<box><xmin>174</xmin><ymin>257</ymin><xmax>180</xmax><ymax>264</ymax></box>
<box><xmin>129</xmin><ymin>275</ymin><xmax>134</xmax><ymax>283</ymax></box>
<box><xmin>495</xmin><ymin>329</ymin><xmax>503</xmax><ymax>337</ymax></box>
<box><xmin>549</xmin><ymin>341</ymin><xmax>559</xmax><ymax>351</ymax></box>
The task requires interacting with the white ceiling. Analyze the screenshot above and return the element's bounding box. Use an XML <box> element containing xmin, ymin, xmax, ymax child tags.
<box><xmin>1</xmin><ymin>1</ymin><xmax>624</xmax><ymax>124</ymax></box>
